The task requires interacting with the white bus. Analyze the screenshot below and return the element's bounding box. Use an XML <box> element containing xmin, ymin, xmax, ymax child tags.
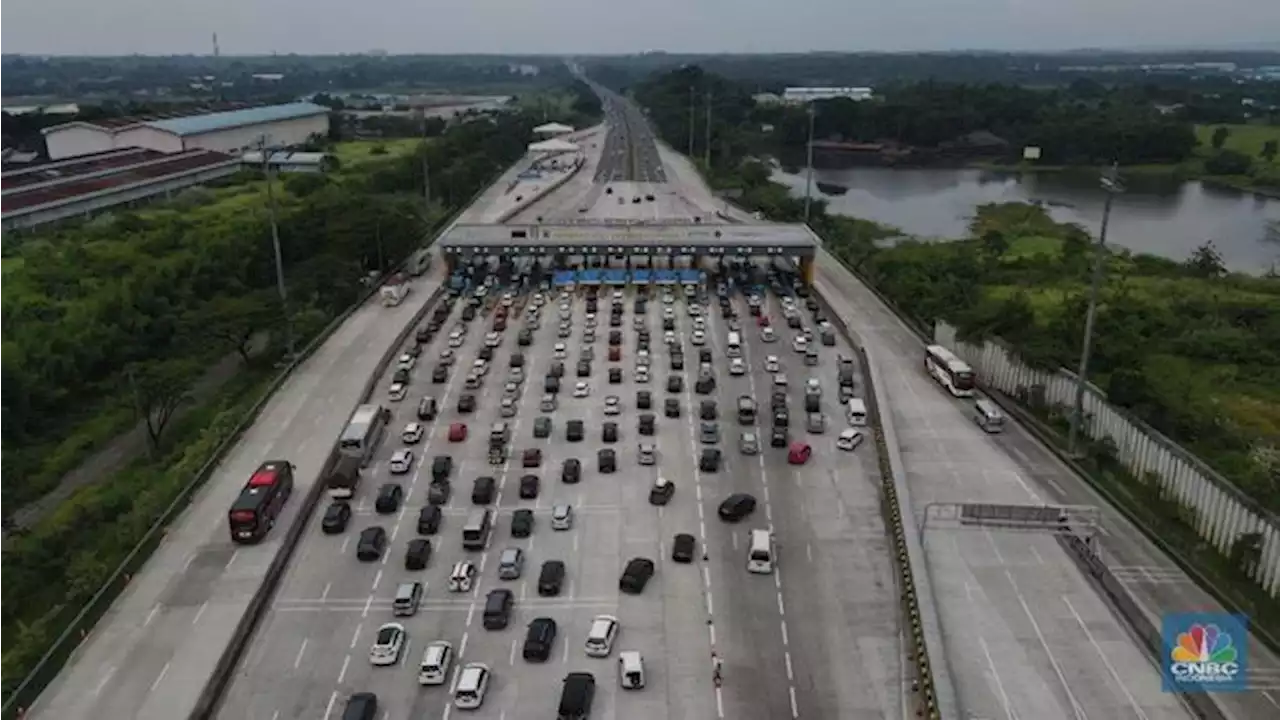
<box><xmin>747</xmin><ymin>529</ymin><xmax>775</xmax><ymax>574</ymax></box>
<box><xmin>726</xmin><ymin>331</ymin><xmax>742</xmax><ymax>358</ymax></box>
<box><xmin>924</xmin><ymin>345</ymin><xmax>976</xmax><ymax>398</ymax></box>
<box><xmin>973</xmin><ymin>398</ymin><xmax>1005</xmax><ymax>433</ymax></box>
<box><xmin>338</xmin><ymin>404</ymin><xmax>391</xmax><ymax>464</ymax></box>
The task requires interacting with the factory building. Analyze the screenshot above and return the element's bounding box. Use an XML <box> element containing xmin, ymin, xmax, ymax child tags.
<box><xmin>41</xmin><ymin>102</ymin><xmax>330</xmax><ymax>160</ymax></box>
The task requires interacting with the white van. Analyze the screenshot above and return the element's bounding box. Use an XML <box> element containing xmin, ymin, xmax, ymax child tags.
<box><xmin>845</xmin><ymin>398</ymin><xmax>868</xmax><ymax>427</ymax></box>
<box><xmin>453</xmin><ymin>662</ymin><xmax>491</xmax><ymax>709</ymax></box>
<box><xmin>973</xmin><ymin>398</ymin><xmax>1005</xmax><ymax>433</ymax></box>
<box><xmin>618</xmin><ymin>650</ymin><xmax>646</xmax><ymax>689</ymax></box>
<box><xmin>418</xmin><ymin>641</ymin><xmax>454</xmax><ymax>685</ymax></box>
<box><xmin>747</xmin><ymin>529</ymin><xmax>775</xmax><ymax>574</ymax></box>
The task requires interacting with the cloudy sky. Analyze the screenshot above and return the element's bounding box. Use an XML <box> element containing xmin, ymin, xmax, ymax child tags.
<box><xmin>3</xmin><ymin>0</ymin><xmax>1277</xmax><ymax>55</ymax></box>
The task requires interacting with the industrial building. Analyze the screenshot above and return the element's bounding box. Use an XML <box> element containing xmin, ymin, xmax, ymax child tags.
<box><xmin>41</xmin><ymin>102</ymin><xmax>330</xmax><ymax>160</ymax></box>
<box><xmin>781</xmin><ymin>86</ymin><xmax>874</xmax><ymax>103</ymax></box>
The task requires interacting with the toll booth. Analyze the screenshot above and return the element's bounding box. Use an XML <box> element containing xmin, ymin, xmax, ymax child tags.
<box><xmin>631</xmin><ymin>269</ymin><xmax>653</xmax><ymax>285</ymax></box>
<box><xmin>677</xmin><ymin>270</ymin><xmax>704</xmax><ymax>286</ymax></box>
<box><xmin>553</xmin><ymin>271</ymin><xmax>576</xmax><ymax>287</ymax></box>
<box><xmin>654</xmin><ymin>270</ymin><xmax>678</xmax><ymax>285</ymax></box>
<box><xmin>578</xmin><ymin>269</ymin><xmax>602</xmax><ymax>286</ymax></box>
<box><xmin>603</xmin><ymin>269</ymin><xmax>628</xmax><ymax>285</ymax></box>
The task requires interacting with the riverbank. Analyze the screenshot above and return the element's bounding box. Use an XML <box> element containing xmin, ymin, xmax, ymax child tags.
<box><xmin>969</xmin><ymin>159</ymin><xmax>1280</xmax><ymax>199</ymax></box>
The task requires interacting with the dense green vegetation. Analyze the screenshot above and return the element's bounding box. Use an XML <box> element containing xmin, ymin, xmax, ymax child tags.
<box><xmin>633</xmin><ymin>64</ymin><xmax>1280</xmax><ymax>513</ymax></box>
<box><xmin>0</xmin><ymin>108</ymin><xmax>543</xmax><ymax>697</ymax></box>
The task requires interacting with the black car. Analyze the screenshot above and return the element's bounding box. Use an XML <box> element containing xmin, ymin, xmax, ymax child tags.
<box><xmin>619</xmin><ymin>557</ymin><xmax>655</xmax><ymax>594</ymax></box>
<box><xmin>405</xmin><ymin>538</ymin><xmax>432</xmax><ymax>570</ymax></box>
<box><xmin>577</xmin><ymin>360</ymin><xmax>591</xmax><ymax>377</ymax></box>
<box><xmin>393</xmin><ymin>368</ymin><xmax>411</xmax><ymax>384</ymax></box>
<box><xmin>375</xmin><ymin>483</ymin><xmax>404</xmax><ymax>514</ymax></box>
<box><xmin>518</xmin><ymin>329</ymin><xmax>533</xmax><ymax>346</ymax></box>
<box><xmin>699</xmin><ymin>448</ymin><xmax>721</xmax><ymax>472</ymax></box>
<box><xmin>670</xmin><ymin>353</ymin><xmax>684</xmax><ymax>370</ymax></box>
<box><xmin>417</xmin><ymin>396</ymin><xmax>438</xmax><ymax>420</ymax></box>
<box><xmin>636</xmin><ymin>391</ymin><xmax>652</xmax><ymax>409</ymax></box>
<box><xmin>718</xmin><ymin>493</ymin><xmax>758</xmax><ymax>522</ymax></box>
<box><xmin>458</xmin><ymin>394</ymin><xmax>477</xmax><ymax>413</ymax></box>
<box><xmin>521</xmin><ymin>447</ymin><xmax>541</xmax><ymax>468</ymax></box>
<box><xmin>638</xmin><ymin>413</ymin><xmax>656</xmax><ymax>435</ymax></box>
<box><xmin>534</xmin><ymin>416</ymin><xmax>553</xmax><ymax>438</ymax></box>
<box><xmin>667</xmin><ymin>375</ymin><xmax>684</xmax><ymax>393</ymax></box>
<box><xmin>550</xmin><ymin>361</ymin><xmax>565</xmax><ymax>378</ymax></box>
<box><xmin>416</xmin><ymin>326</ymin><xmax>432</xmax><ymax>343</ymax></box>
<box><xmin>602</xmin><ymin>422</ymin><xmax>619</xmax><ymax>443</ymax></box>
<box><xmin>774</xmin><ymin>408</ymin><xmax>790</xmax><ymax>428</ymax></box>
<box><xmin>428</xmin><ymin>480</ymin><xmax>452</xmax><ymax>505</ymax></box>
<box><xmin>523</xmin><ymin>617</ymin><xmax>558</xmax><ymax>662</ymax></box>
<box><xmin>609</xmin><ymin>330</ymin><xmax>622</xmax><ymax>346</ymax></box>
<box><xmin>695</xmin><ymin>376</ymin><xmax>715</xmax><ymax>395</ymax></box>
<box><xmin>538</xmin><ymin>560</ymin><xmax>566</xmax><ymax>596</ymax></box>
<box><xmin>664</xmin><ymin>398</ymin><xmax>681</xmax><ymax>418</ymax></box>
<box><xmin>545</xmin><ymin>375</ymin><xmax>561</xmax><ymax>393</ymax></box>
<box><xmin>356</xmin><ymin>526</ymin><xmax>387</xmax><ymax>561</ymax></box>
<box><xmin>462</xmin><ymin>306</ymin><xmax>477</xmax><ymax>320</ymax></box>
<box><xmin>700</xmin><ymin>400</ymin><xmax>718</xmax><ymax>420</ymax></box>
<box><xmin>609</xmin><ymin>367</ymin><xmax>622</xmax><ymax>384</ymax></box>
<box><xmin>771</xmin><ymin>427</ymin><xmax>789</xmax><ymax>448</ymax></box>
<box><xmin>562</xmin><ymin>458</ymin><xmax>582</xmax><ymax>484</ymax></box>
<box><xmin>671</xmin><ymin>533</ymin><xmax>696</xmax><ymax>563</ymax></box>
<box><xmin>567</xmin><ymin>419</ymin><xmax>585</xmax><ymax>442</ymax></box>
<box><xmin>598</xmin><ymin>449</ymin><xmax>617</xmax><ymax>473</ymax></box>
<box><xmin>519</xmin><ymin>474</ymin><xmax>540</xmax><ymax>499</ymax></box>
<box><xmin>417</xmin><ymin>505</ymin><xmax>442</xmax><ymax>534</ymax></box>
<box><xmin>511</xmin><ymin>509</ymin><xmax>535</xmax><ymax>538</ymax></box>
<box><xmin>472</xmin><ymin>476</ymin><xmax>496</xmax><ymax>504</ymax></box>
<box><xmin>610</xmin><ymin>314</ymin><xmax>622</xmax><ymax>327</ymax></box>
<box><xmin>478</xmin><ymin>345</ymin><xmax>494</xmax><ymax>361</ymax></box>
<box><xmin>431</xmin><ymin>455</ymin><xmax>454</xmax><ymax>481</ymax></box>
<box><xmin>663</xmin><ymin>317</ymin><xmax>675</xmax><ymax>331</ymax></box>
<box><xmin>321</xmin><ymin>501</ymin><xmax>351</xmax><ymax>534</ymax></box>
<box><xmin>432</xmin><ymin>365</ymin><xmax>449</xmax><ymax>384</ymax></box>
<box><xmin>699</xmin><ymin>348</ymin><xmax>712</xmax><ymax>364</ymax></box>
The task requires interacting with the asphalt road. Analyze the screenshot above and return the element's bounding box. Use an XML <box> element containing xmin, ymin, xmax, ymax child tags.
<box><xmin>216</xmin><ymin>276</ymin><xmax>902</xmax><ymax>720</ymax></box>
<box><xmin>27</xmin><ymin>266</ymin><xmax>446</xmax><ymax>720</ymax></box>
<box><xmin>812</xmin><ymin>252</ymin><xmax>1280</xmax><ymax>720</ymax></box>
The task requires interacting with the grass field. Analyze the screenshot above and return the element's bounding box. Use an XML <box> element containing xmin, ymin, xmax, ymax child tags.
<box><xmin>332</xmin><ymin>138</ymin><xmax>423</xmax><ymax>167</ymax></box>
<box><xmin>1195</xmin><ymin>123</ymin><xmax>1280</xmax><ymax>159</ymax></box>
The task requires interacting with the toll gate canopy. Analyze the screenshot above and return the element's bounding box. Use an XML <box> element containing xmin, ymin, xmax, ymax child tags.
<box><xmin>438</xmin><ymin>222</ymin><xmax>819</xmax><ymax>258</ymax></box>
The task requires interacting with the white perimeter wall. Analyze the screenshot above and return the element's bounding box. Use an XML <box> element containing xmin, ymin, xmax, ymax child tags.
<box><xmin>45</xmin><ymin>125</ymin><xmax>116</xmax><ymax>160</ymax></box>
<box><xmin>182</xmin><ymin>114</ymin><xmax>330</xmax><ymax>155</ymax></box>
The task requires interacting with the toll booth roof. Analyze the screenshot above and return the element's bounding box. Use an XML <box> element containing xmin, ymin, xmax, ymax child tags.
<box><xmin>438</xmin><ymin>222</ymin><xmax>818</xmax><ymax>255</ymax></box>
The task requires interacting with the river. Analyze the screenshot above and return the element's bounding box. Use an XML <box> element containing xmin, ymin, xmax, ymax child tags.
<box><xmin>773</xmin><ymin>167</ymin><xmax>1280</xmax><ymax>273</ymax></box>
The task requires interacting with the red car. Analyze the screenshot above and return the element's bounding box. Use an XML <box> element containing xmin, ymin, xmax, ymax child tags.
<box><xmin>757</xmin><ymin>315</ymin><xmax>771</xmax><ymax>327</ymax></box>
<box><xmin>787</xmin><ymin>441</ymin><xmax>812</xmax><ymax>465</ymax></box>
<box><xmin>448</xmin><ymin>422</ymin><xmax>468</xmax><ymax>442</ymax></box>
<box><xmin>608</xmin><ymin>347</ymin><xmax>622</xmax><ymax>362</ymax></box>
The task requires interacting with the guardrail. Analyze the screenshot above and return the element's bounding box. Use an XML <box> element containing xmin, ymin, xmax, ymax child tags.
<box><xmin>811</xmin><ymin>287</ymin><xmax>957</xmax><ymax>720</ymax></box>
<box><xmin>494</xmin><ymin>156</ymin><xmax>585</xmax><ymax>224</ymax></box>
<box><xmin>3</xmin><ymin>158</ymin><xmax>513</xmax><ymax>718</ymax></box>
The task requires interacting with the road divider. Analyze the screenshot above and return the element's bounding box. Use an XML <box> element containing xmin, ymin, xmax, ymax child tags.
<box><xmin>813</xmin><ymin>287</ymin><xmax>957</xmax><ymax>720</ymax></box>
<box><xmin>494</xmin><ymin>154</ymin><xmax>585</xmax><ymax>223</ymax></box>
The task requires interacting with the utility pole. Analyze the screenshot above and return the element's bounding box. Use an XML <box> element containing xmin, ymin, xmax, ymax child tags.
<box><xmin>258</xmin><ymin>134</ymin><xmax>295</xmax><ymax>358</ymax></box>
<box><xmin>803</xmin><ymin>101</ymin><xmax>817</xmax><ymax>224</ymax></box>
<box><xmin>703</xmin><ymin>91</ymin><xmax>712</xmax><ymax>168</ymax></box>
<box><xmin>1068</xmin><ymin>162</ymin><xmax>1124</xmax><ymax>454</ymax></box>
<box><xmin>687</xmin><ymin>85</ymin><xmax>696</xmax><ymax>157</ymax></box>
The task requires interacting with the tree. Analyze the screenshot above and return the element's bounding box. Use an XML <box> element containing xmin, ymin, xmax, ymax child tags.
<box><xmin>189</xmin><ymin>292</ymin><xmax>279</xmax><ymax>364</ymax></box>
<box><xmin>1186</xmin><ymin>241</ymin><xmax>1227</xmax><ymax>279</ymax></box>
<box><xmin>1261</xmin><ymin>139</ymin><xmax>1278</xmax><ymax>163</ymax></box>
<box><xmin>128</xmin><ymin>359</ymin><xmax>198</xmax><ymax>452</ymax></box>
<box><xmin>1211</xmin><ymin>126</ymin><xmax>1230</xmax><ymax>150</ymax></box>
<box><xmin>980</xmin><ymin>229</ymin><xmax>1009</xmax><ymax>260</ymax></box>
<box><xmin>1204</xmin><ymin>150</ymin><xmax>1253</xmax><ymax>175</ymax></box>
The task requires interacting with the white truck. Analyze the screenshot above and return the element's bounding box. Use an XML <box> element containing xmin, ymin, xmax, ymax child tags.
<box><xmin>380</xmin><ymin>273</ymin><xmax>411</xmax><ymax>306</ymax></box>
<box><xmin>407</xmin><ymin>248</ymin><xmax>432</xmax><ymax>277</ymax></box>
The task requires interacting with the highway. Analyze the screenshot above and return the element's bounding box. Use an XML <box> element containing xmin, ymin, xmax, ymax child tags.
<box><xmin>816</xmin><ymin>252</ymin><xmax>1280</xmax><ymax>720</ymax></box>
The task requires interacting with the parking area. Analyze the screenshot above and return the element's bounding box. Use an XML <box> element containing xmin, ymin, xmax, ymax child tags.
<box><xmin>217</xmin><ymin>271</ymin><xmax>900</xmax><ymax>720</ymax></box>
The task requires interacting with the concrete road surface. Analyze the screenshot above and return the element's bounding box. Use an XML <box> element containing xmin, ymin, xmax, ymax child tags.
<box><xmin>815</xmin><ymin>251</ymin><xmax>1280</xmax><ymax>720</ymax></box>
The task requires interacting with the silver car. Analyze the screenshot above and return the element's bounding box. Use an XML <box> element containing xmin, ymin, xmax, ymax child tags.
<box><xmin>498</xmin><ymin>548</ymin><xmax>525</xmax><ymax>580</ymax></box>
<box><xmin>739</xmin><ymin>431</ymin><xmax>760</xmax><ymax>455</ymax></box>
<box><xmin>638</xmin><ymin>443</ymin><xmax>657</xmax><ymax>465</ymax></box>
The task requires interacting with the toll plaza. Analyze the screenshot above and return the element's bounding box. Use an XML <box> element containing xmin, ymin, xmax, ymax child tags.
<box><xmin>437</xmin><ymin>221</ymin><xmax>820</xmax><ymax>286</ymax></box>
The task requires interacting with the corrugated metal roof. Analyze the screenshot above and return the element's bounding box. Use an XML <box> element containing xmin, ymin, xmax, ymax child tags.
<box><xmin>144</xmin><ymin>102</ymin><xmax>327</xmax><ymax>137</ymax></box>
<box><xmin>2</xmin><ymin>150</ymin><xmax>235</xmax><ymax>214</ymax></box>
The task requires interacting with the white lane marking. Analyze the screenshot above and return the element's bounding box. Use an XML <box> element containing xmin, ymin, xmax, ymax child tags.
<box><xmin>372</xmin><ymin>569</ymin><xmax>383</xmax><ymax>592</ymax></box>
<box><xmin>1063</xmin><ymin>596</ymin><xmax>1150</xmax><ymax>719</ymax></box>
<box><xmin>1029</xmin><ymin>544</ymin><xmax>1045</xmax><ymax>565</ymax></box>
<box><xmin>337</xmin><ymin>654</ymin><xmax>350</xmax><ymax>683</ymax></box>
<box><xmin>806</xmin><ymin>543</ymin><xmax>813</xmax><ymax>563</ymax></box>
<box><xmin>789</xmin><ymin>685</ymin><xmax>800</xmax><ymax>718</ymax></box>
<box><xmin>271</xmin><ymin>711</ymin><xmax>280</xmax><ymax>720</ymax></box>
<box><xmin>776</xmin><ymin>592</ymin><xmax>786</xmax><ymax>616</ymax></box>
<box><xmin>191</xmin><ymin>601</ymin><xmax>208</xmax><ymax>626</ymax></box>
<box><xmin>323</xmin><ymin>690</ymin><xmax>339</xmax><ymax>720</ymax></box>
<box><xmin>148</xmin><ymin>662</ymin><xmax>170</xmax><ymax>693</ymax></box>
<box><xmin>340</xmin><ymin>537</ymin><xmax>351</xmax><ymax>555</ymax></box>
<box><xmin>349</xmin><ymin>622</ymin><xmax>363</xmax><ymax>650</ymax></box>
<box><xmin>780</xmin><ymin>620</ymin><xmax>789</xmax><ymax>646</ymax></box>
<box><xmin>714</xmin><ymin>686</ymin><xmax>725</xmax><ymax>719</ymax></box>
<box><xmin>784</xmin><ymin>651</ymin><xmax>794</xmax><ymax>681</ymax></box>
<box><xmin>182</xmin><ymin>553</ymin><xmax>195</xmax><ymax>572</ymax></box>
<box><xmin>1264</xmin><ymin>692</ymin><xmax>1280</xmax><ymax>709</ymax></box>
<box><xmin>293</xmin><ymin>638</ymin><xmax>309</xmax><ymax>669</ymax></box>
<box><xmin>91</xmin><ymin>666</ymin><xmax>117</xmax><ymax>697</ymax></box>
<box><xmin>321</xmin><ymin>582</ymin><xmax>332</xmax><ymax>601</ymax></box>
<box><xmin>509</xmin><ymin>638</ymin><xmax>518</xmax><ymax>665</ymax></box>
<box><xmin>979</xmin><ymin>636</ymin><xmax>1016</xmax><ymax>720</ymax></box>
<box><xmin>143</xmin><ymin>604</ymin><xmax>160</xmax><ymax>627</ymax></box>
<box><xmin>562</xmin><ymin>633</ymin><xmax>571</xmax><ymax>663</ymax></box>
<box><xmin>441</xmin><ymin>703</ymin><xmax>452</xmax><ymax>720</ymax></box>
<box><xmin>448</xmin><ymin>665</ymin><xmax>462</xmax><ymax>692</ymax></box>
<box><xmin>225</xmin><ymin>549</ymin><xmax>239</xmax><ymax>569</ymax></box>
<box><xmin>459</xmin><ymin>631</ymin><xmax>469</xmax><ymax>658</ymax></box>
<box><xmin>361</xmin><ymin>594</ymin><xmax>373</xmax><ymax>618</ymax></box>
<box><xmin>465</xmin><ymin>601</ymin><xmax>476</xmax><ymax>626</ymax></box>
<box><xmin>731</xmin><ymin>533</ymin><xmax>738</xmax><ymax>550</ymax></box>
<box><xmin>986</xmin><ymin>532</ymin><xmax>1007</xmax><ymax>564</ymax></box>
<box><xmin>1006</xmin><ymin>570</ymin><xmax>1087</xmax><ymax>719</ymax></box>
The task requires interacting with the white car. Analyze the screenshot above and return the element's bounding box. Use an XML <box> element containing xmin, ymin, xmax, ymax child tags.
<box><xmin>551</xmin><ymin>504</ymin><xmax>574</xmax><ymax>530</ymax></box>
<box><xmin>472</xmin><ymin>359</ymin><xmax>488</xmax><ymax>375</ymax></box>
<box><xmin>397</xmin><ymin>354</ymin><xmax>416</xmax><ymax>371</ymax></box>
<box><xmin>501</xmin><ymin>397</ymin><xmax>518</xmax><ymax>417</ymax></box>
<box><xmin>638</xmin><ymin>443</ymin><xmax>657</xmax><ymax>465</ymax></box>
<box><xmin>636</xmin><ymin>350</ymin><xmax>650</xmax><ymax>367</ymax></box>
<box><xmin>693</xmin><ymin>318</ymin><xmax>706</xmax><ymax>331</ymax></box>
<box><xmin>389</xmin><ymin>382</ymin><xmax>408</xmax><ymax>401</ymax></box>
<box><xmin>761</xmin><ymin>327</ymin><xmax>777</xmax><ymax>343</ymax></box>
<box><xmin>369</xmin><ymin>623</ymin><xmax>407</xmax><ymax>666</ymax></box>
<box><xmin>663</xmin><ymin>294</ymin><xmax>674</xmax><ymax>304</ymax></box>
<box><xmin>574</xmin><ymin>382</ymin><xmax>590</xmax><ymax>398</ymax></box>
<box><xmin>449</xmin><ymin>334</ymin><xmax>464</xmax><ymax>348</ymax></box>
<box><xmin>663</xmin><ymin>331</ymin><xmax>676</xmax><ymax>346</ymax></box>
<box><xmin>740</xmin><ymin>431</ymin><xmax>760</xmax><ymax>455</ymax></box>
<box><xmin>402</xmin><ymin>422</ymin><xmax>425</xmax><ymax>444</ymax></box>
<box><xmin>613</xmin><ymin>290</ymin><xmax>624</xmax><ymax>300</ymax></box>
<box><xmin>439</xmin><ymin>348</ymin><xmax>456</xmax><ymax>365</ymax></box>
<box><xmin>585</xmin><ymin>313</ymin><xmax>597</xmax><ymax>328</ymax></box>
<box><xmin>449</xmin><ymin>561</ymin><xmax>477</xmax><ymax>592</ymax></box>
<box><xmin>453</xmin><ymin>662</ymin><xmax>491</xmax><ymax>710</ymax></box>
<box><xmin>806</xmin><ymin>378</ymin><xmax>822</xmax><ymax>395</ymax></box>
<box><xmin>554</xmin><ymin>343</ymin><xmax>568</xmax><ymax>358</ymax></box>
<box><xmin>418</xmin><ymin>641</ymin><xmax>454</xmax><ymax>685</ymax></box>
<box><xmin>663</xmin><ymin>307</ymin><xmax>675</xmax><ymax>319</ymax></box>
<box><xmin>688</xmin><ymin>304</ymin><xmax>701</xmax><ymax>316</ymax></box>
<box><xmin>691</xmin><ymin>330</ymin><xmax>706</xmax><ymax>345</ymax></box>
<box><xmin>837</xmin><ymin>428</ymin><xmax>865</xmax><ymax>451</ymax></box>
<box><xmin>390</xmin><ymin>449</ymin><xmax>415</xmax><ymax>474</ymax></box>
<box><xmin>792</xmin><ymin>336</ymin><xmax>808</xmax><ymax>353</ymax></box>
<box><xmin>634</xmin><ymin>367</ymin><xmax>650</xmax><ymax>383</ymax></box>
<box><xmin>604</xmin><ymin>396</ymin><xmax>621</xmax><ymax>415</ymax></box>
<box><xmin>485</xmin><ymin>332</ymin><xmax>501</xmax><ymax>348</ymax></box>
<box><xmin>773</xmin><ymin>373</ymin><xmax>788</xmax><ymax>387</ymax></box>
<box><xmin>585</xmin><ymin>615</ymin><xmax>620</xmax><ymax>658</ymax></box>
<box><xmin>503</xmin><ymin>381</ymin><xmax>520</xmax><ymax>397</ymax></box>
<box><xmin>501</xmin><ymin>292</ymin><xmax>514</xmax><ymax>306</ymax></box>
<box><xmin>765</xmin><ymin>355</ymin><xmax>780</xmax><ymax>373</ymax></box>
<box><xmin>729</xmin><ymin>358</ymin><xmax>746</xmax><ymax>376</ymax></box>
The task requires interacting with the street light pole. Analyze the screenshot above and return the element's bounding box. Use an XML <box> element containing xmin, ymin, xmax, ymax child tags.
<box><xmin>258</xmin><ymin>134</ymin><xmax>295</xmax><ymax>358</ymax></box>
<box><xmin>803</xmin><ymin>101</ymin><xmax>816</xmax><ymax>224</ymax></box>
<box><xmin>688</xmin><ymin>85</ymin><xmax>696</xmax><ymax>158</ymax></box>
<box><xmin>1068</xmin><ymin>162</ymin><xmax>1124</xmax><ymax>454</ymax></box>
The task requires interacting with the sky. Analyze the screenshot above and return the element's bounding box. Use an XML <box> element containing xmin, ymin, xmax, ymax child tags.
<box><xmin>2</xmin><ymin>0</ymin><xmax>1278</xmax><ymax>56</ymax></box>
